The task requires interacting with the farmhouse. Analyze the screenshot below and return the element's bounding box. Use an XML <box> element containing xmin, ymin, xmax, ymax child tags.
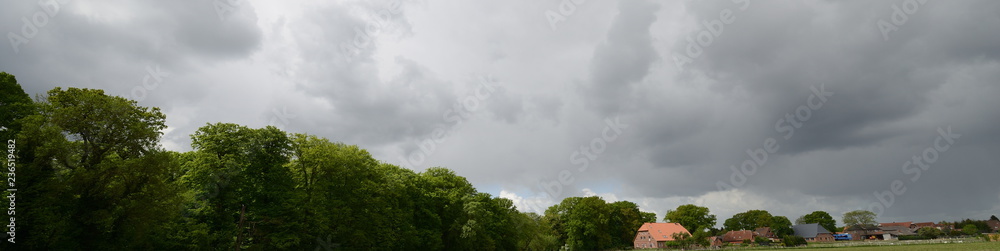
<box><xmin>912</xmin><ymin>222</ymin><xmax>936</xmax><ymax>230</ymax></box>
<box><xmin>708</xmin><ymin>236</ymin><xmax>724</xmax><ymax>248</ymax></box>
<box><xmin>721</xmin><ymin>230</ymin><xmax>755</xmax><ymax>244</ymax></box>
<box><xmin>988</xmin><ymin>220</ymin><xmax>1000</xmax><ymax>233</ymax></box>
<box><xmin>754</xmin><ymin>227</ymin><xmax>780</xmax><ymax>241</ymax></box>
<box><xmin>792</xmin><ymin>223</ymin><xmax>834</xmax><ymax>242</ymax></box>
<box><xmin>633</xmin><ymin>223</ymin><xmax>690</xmax><ymax>249</ymax></box>
<box><xmin>879</xmin><ymin>222</ymin><xmax>912</xmax><ymax>228</ymax></box>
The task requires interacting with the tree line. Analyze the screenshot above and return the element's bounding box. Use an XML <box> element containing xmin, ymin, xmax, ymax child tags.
<box><xmin>0</xmin><ymin>73</ymin><xmax>660</xmax><ymax>250</ymax></box>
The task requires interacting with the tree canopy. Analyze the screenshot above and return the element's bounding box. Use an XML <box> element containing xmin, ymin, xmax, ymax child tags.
<box><xmin>797</xmin><ymin>211</ymin><xmax>838</xmax><ymax>233</ymax></box>
<box><xmin>663</xmin><ymin>204</ymin><xmax>717</xmax><ymax>233</ymax></box>
<box><xmin>724</xmin><ymin>210</ymin><xmax>773</xmax><ymax>231</ymax></box>
<box><xmin>843</xmin><ymin>210</ymin><xmax>878</xmax><ymax>229</ymax></box>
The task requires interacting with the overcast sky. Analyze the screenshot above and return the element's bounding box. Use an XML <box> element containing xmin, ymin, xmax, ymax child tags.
<box><xmin>3</xmin><ymin>0</ymin><xmax>999</xmax><ymax>227</ymax></box>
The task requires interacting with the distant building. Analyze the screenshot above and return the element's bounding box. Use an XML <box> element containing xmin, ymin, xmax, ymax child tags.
<box><xmin>754</xmin><ymin>227</ymin><xmax>781</xmax><ymax>242</ymax></box>
<box><xmin>708</xmin><ymin>236</ymin><xmax>724</xmax><ymax>248</ymax></box>
<box><xmin>792</xmin><ymin>223</ymin><xmax>834</xmax><ymax>242</ymax></box>
<box><xmin>879</xmin><ymin>222</ymin><xmax>913</xmax><ymax>228</ymax></box>
<box><xmin>722</xmin><ymin>230</ymin><xmax>755</xmax><ymax>244</ymax></box>
<box><xmin>912</xmin><ymin>222</ymin><xmax>936</xmax><ymax>230</ymax></box>
<box><xmin>988</xmin><ymin>220</ymin><xmax>1000</xmax><ymax>233</ymax></box>
<box><xmin>843</xmin><ymin>225</ymin><xmax>881</xmax><ymax>240</ymax></box>
<box><xmin>633</xmin><ymin>223</ymin><xmax>690</xmax><ymax>249</ymax></box>
<box><xmin>878</xmin><ymin>225</ymin><xmax>915</xmax><ymax>240</ymax></box>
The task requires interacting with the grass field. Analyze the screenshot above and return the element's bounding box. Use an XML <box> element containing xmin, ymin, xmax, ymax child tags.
<box><xmin>682</xmin><ymin>239</ymin><xmax>1000</xmax><ymax>251</ymax></box>
<box><xmin>796</xmin><ymin>242</ymin><xmax>1000</xmax><ymax>251</ymax></box>
<box><xmin>790</xmin><ymin>241</ymin><xmax>1000</xmax><ymax>250</ymax></box>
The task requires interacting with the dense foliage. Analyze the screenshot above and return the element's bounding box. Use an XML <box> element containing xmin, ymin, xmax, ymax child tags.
<box><xmin>781</xmin><ymin>235</ymin><xmax>807</xmax><ymax>246</ymax></box>
<box><xmin>722</xmin><ymin>209</ymin><xmax>793</xmax><ymax>237</ymax></box>
<box><xmin>843</xmin><ymin>210</ymin><xmax>878</xmax><ymax>229</ymax></box>
<box><xmin>796</xmin><ymin>211</ymin><xmax>838</xmax><ymax>233</ymax></box>
<box><xmin>663</xmin><ymin>204</ymin><xmax>716</xmax><ymax>233</ymax></box>
<box><xmin>0</xmin><ymin>78</ymin><xmax>659</xmax><ymax>250</ymax></box>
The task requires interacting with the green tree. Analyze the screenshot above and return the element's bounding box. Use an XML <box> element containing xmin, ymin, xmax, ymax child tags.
<box><xmin>640</xmin><ymin>211</ymin><xmax>657</xmax><ymax>223</ymax></box>
<box><xmin>954</xmin><ymin>218</ymin><xmax>989</xmax><ymax>235</ymax></box>
<box><xmin>798</xmin><ymin>211</ymin><xmax>838</xmax><ymax>233</ymax></box>
<box><xmin>991</xmin><ymin>215</ymin><xmax>999</xmax><ymax>222</ymax></box>
<box><xmin>0</xmin><ymin>72</ymin><xmax>34</xmax><ymax>141</ymax></box>
<box><xmin>754</xmin><ymin>236</ymin><xmax>771</xmax><ymax>245</ymax></box>
<box><xmin>724</xmin><ymin>210</ymin><xmax>773</xmax><ymax>231</ymax></box>
<box><xmin>782</xmin><ymin>236</ymin><xmax>807</xmax><ymax>247</ymax></box>
<box><xmin>917</xmin><ymin>227</ymin><xmax>943</xmax><ymax>239</ymax></box>
<box><xmin>770</xmin><ymin>216</ymin><xmax>794</xmax><ymax>237</ymax></box>
<box><xmin>13</xmin><ymin>87</ymin><xmax>180</xmax><ymax>249</ymax></box>
<box><xmin>690</xmin><ymin>227</ymin><xmax>712</xmax><ymax>247</ymax></box>
<box><xmin>419</xmin><ymin>167</ymin><xmax>480</xmax><ymax>249</ymax></box>
<box><xmin>608</xmin><ymin>201</ymin><xmax>645</xmax><ymax>248</ymax></box>
<box><xmin>843</xmin><ymin>210</ymin><xmax>878</xmax><ymax>229</ymax></box>
<box><xmin>513</xmin><ymin>212</ymin><xmax>560</xmax><ymax>251</ymax></box>
<box><xmin>185</xmin><ymin>123</ymin><xmax>302</xmax><ymax>249</ymax></box>
<box><xmin>283</xmin><ymin>134</ymin><xmax>422</xmax><ymax>249</ymax></box>
<box><xmin>963</xmin><ymin>224</ymin><xmax>979</xmax><ymax>236</ymax></box>
<box><xmin>664</xmin><ymin>204</ymin><xmax>717</xmax><ymax>233</ymax></box>
<box><xmin>545</xmin><ymin>196</ymin><xmax>612</xmax><ymax>250</ymax></box>
<box><xmin>671</xmin><ymin>231</ymin><xmax>693</xmax><ymax>249</ymax></box>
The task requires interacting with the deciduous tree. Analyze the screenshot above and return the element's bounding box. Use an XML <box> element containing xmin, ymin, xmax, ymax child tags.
<box><xmin>664</xmin><ymin>204</ymin><xmax>717</xmax><ymax>233</ymax></box>
<box><xmin>798</xmin><ymin>211</ymin><xmax>838</xmax><ymax>233</ymax></box>
<box><xmin>843</xmin><ymin>210</ymin><xmax>878</xmax><ymax>229</ymax></box>
<box><xmin>724</xmin><ymin>210</ymin><xmax>773</xmax><ymax>231</ymax></box>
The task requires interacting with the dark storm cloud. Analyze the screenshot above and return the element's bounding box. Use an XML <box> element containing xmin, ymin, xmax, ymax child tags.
<box><xmin>279</xmin><ymin>2</ymin><xmax>464</xmax><ymax>148</ymax></box>
<box><xmin>613</xmin><ymin>0</ymin><xmax>1000</xmax><ymax>219</ymax></box>
<box><xmin>0</xmin><ymin>0</ymin><xmax>261</xmax><ymax>106</ymax></box>
<box><xmin>579</xmin><ymin>0</ymin><xmax>660</xmax><ymax>117</ymax></box>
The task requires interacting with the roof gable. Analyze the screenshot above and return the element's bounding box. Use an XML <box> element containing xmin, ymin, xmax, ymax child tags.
<box><xmin>793</xmin><ymin>223</ymin><xmax>831</xmax><ymax>238</ymax></box>
<box><xmin>722</xmin><ymin>230</ymin><xmax>754</xmax><ymax>242</ymax></box>
<box><xmin>636</xmin><ymin>223</ymin><xmax>691</xmax><ymax>242</ymax></box>
<box><xmin>879</xmin><ymin>222</ymin><xmax>912</xmax><ymax>228</ymax></box>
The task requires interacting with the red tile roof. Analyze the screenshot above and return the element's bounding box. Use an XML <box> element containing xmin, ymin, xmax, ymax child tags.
<box><xmin>880</xmin><ymin>222</ymin><xmax>912</xmax><ymax>228</ymax></box>
<box><xmin>722</xmin><ymin>230</ymin><xmax>755</xmax><ymax>242</ymax></box>
<box><xmin>913</xmin><ymin>222</ymin><xmax>935</xmax><ymax>228</ymax></box>
<box><xmin>637</xmin><ymin>223</ymin><xmax>691</xmax><ymax>242</ymax></box>
<box><xmin>755</xmin><ymin>227</ymin><xmax>776</xmax><ymax>238</ymax></box>
<box><xmin>988</xmin><ymin>220</ymin><xmax>1000</xmax><ymax>231</ymax></box>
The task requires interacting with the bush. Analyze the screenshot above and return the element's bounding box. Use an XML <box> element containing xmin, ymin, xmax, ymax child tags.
<box><xmin>917</xmin><ymin>227</ymin><xmax>943</xmax><ymax>239</ymax></box>
<box><xmin>663</xmin><ymin>241</ymin><xmax>681</xmax><ymax>248</ymax></box>
<box><xmin>782</xmin><ymin>236</ymin><xmax>807</xmax><ymax>247</ymax></box>
<box><xmin>754</xmin><ymin>236</ymin><xmax>771</xmax><ymax>246</ymax></box>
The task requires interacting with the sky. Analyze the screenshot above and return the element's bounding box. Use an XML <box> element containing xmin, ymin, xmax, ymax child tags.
<box><xmin>2</xmin><ymin>0</ymin><xmax>999</xmax><ymax>228</ymax></box>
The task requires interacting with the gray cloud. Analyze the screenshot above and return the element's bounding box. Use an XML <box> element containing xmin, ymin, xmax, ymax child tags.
<box><xmin>2</xmin><ymin>0</ymin><xmax>998</xmax><ymax>224</ymax></box>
